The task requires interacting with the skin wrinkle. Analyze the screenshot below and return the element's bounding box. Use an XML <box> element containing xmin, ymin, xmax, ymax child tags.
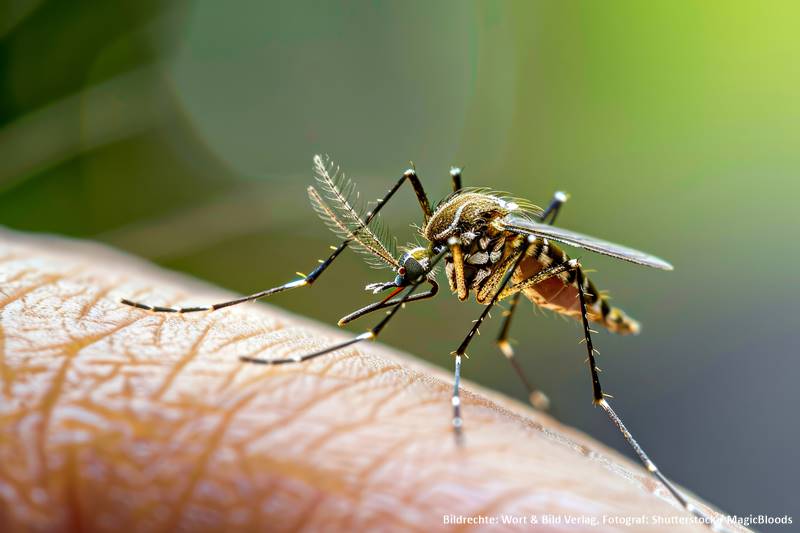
<box><xmin>64</xmin><ymin>444</ymin><xmax>83</xmax><ymax>533</ymax></box>
<box><xmin>370</xmin><ymin>371</ymin><xmax>430</xmax><ymax>417</ymax></box>
<box><xmin>32</xmin><ymin>318</ymin><xmax>136</xmax><ymax>495</ymax></box>
<box><xmin>150</xmin><ymin>314</ymin><xmax>168</xmax><ymax>350</ymax></box>
<box><xmin>402</xmin><ymin>449</ymin><xmax>486</xmax><ymax>507</ymax></box>
<box><xmin>285</xmin><ymin>491</ymin><xmax>325</xmax><ymax>532</ymax></box>
<box><xmin>0</xmin><ymin>266</ymin><xmax>35</xmax><ymax>287</ymax></box>
<box><xmin>0</xmin><ymin>230</ymin><xmax>745</xmax><ymax>533</ymax></box>
<box><xmin>369</xmin><ymin>441</ymin><xmax>502</xmax><ymax>516</ymax></box>
<box><xmin>91</xmin><ymin>360</ymin><xmax>124</xmax><ymax>389</ymax></box>
<box><xmin>235</xmin><ymin>353</ymin><xmax>360</xmax><ymax>395</ymax></box>
<box><xmin>0</xmin><ymin>272</ymin><xmax>64</xmax><ymax>309</ymax></box>
<box><xmin>250</xmin><ymin>361</ymin><xmax>413</xmax><ymax>448</ymax></box>
<box><xmin>0</xmin><ymin>462</ymin><xmax>38</xmax><ymax>512</ymax></box>
<box><xmin>458</xmin><ymin>486</ymin><xmax>539</xmax><ymax>533</ymax></box>
<box><xmin>233</xmin><ymin>334</ymin><xmax>315</xmax><ymax>362</ymax></box>
<box><xmin>238</xmin><ymin>350</ymin><xmax>366</xmax><ymax>389</ymax></box>
<box><xmin>150</xmin><ymin>322</ymin><xmax>216</xmax><ymax>401</ymax></box>
<box><xmin>216</xmin><ymin>329</ymin><xmax>273</xmax><ymax>354</ymax></box>
<box><xmin>214</xmin><ymin>359</ymin><xmax>246</xmax><ymax>394</ymax></box>
<box><xmin>0</xmin><ymin>324</ymin><xmax>11</xmax><ymax>399</ymax></box>
<box><xmin>360</xmin><ymin>506</ymin><xmax>428</xmax><ymax>533</ymax></box>
<box><xmin>160</xmin><ymin>391</ymin><xmax>258</xmax><ymax>533</ymax></box>
<box><xmin>298</xmin><ymin>364</ymin><xmax>405</xmax><ymax>454</ymax></box>
<box><xmin>354</xmin><ymin>431</ymin><xmax>424</xmax><ymax>487</ymax></box>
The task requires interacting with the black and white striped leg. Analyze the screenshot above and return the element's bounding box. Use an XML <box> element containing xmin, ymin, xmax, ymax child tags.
<box><xmin>450</xmin><ymin>166</ymin><xmax>463</xmax><ymax>192</ymax></box>
<box><xmin>491</xmin><ymin>193</ymin><xmax>570</xmax><ymax>410</ymax></box>
<box><xmin>495</xmin><ymin>292</ymin><xmax>551</xmax><ymax>410</ymax></box>
<box><xmin>120</xmin><ymin>166</ymin><xmax>434</xmax><ymax>314</ymax></box>
<box><xmin>574</xmin><ymin>272</ymin><xmax>730</xmax><ymax>533</ymax></box>
<box><xmin>451</xmin><ymin>353</ymin><xmax>464</xmax><ymax>445</ymax></box>
<box><xmin>541</xmin><ymin>190</ymin><xmax>569</xmax><ymax>225</ymax></box>
<box><xmin>449</xmin><ymin>236</ymin><xmax>535</xmax><ymax>444</ymax></box>
<box><xmin>450</xmin><ymin>255</ymin><xmax>578</xmax><ymax>444</ymax></box>
<box><xmin>241</xmin><ymin>247</ymin><xmax>448</xmax><ymax>366</ymax></box>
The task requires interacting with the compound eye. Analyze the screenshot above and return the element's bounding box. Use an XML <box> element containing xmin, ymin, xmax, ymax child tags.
<box><xmin>402</xmin><ymin>257</ymin><xmax>425</xmax><ymax>282</ymax></box>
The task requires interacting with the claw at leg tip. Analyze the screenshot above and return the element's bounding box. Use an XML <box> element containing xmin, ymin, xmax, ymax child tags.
<box><xmin>530</xmin><ymin>391</ymin><xmax>550</xmax><ymax>411</ymax></box>
<box><xmin>497</xmin><ymin>340</ymin><xmax>514</xmax><ymax>358</ymax></box>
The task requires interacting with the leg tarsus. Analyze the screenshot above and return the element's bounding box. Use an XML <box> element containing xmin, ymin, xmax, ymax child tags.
<box><xmin>495</xmin><ymin>292</ymin><xmax>551</xmax><ymax>411</ymax></box>
<box><xmin>541</xmin><ymin>190</ymin><xmax>569</xmax><ymax>225</ymax></box>
<box><xmin>450</xmin><ymin>167</ymin><xmax>463</xmax><ymax>192</ymax></box>
<box><xmin>241</xmin><ymin>247</ymin><xmax>448</xmax><ymax>366</ymax></box>
<box><xmin>448</xmin><ymin>236</ymin><xmax>535</xmax><ymax>442</ymax></box>
<box><xmin>574</xmin><ymin>269</ymin><xmax>731</xmax><ymax>533</ymax></box>
<box><xmin>487</xmin><ymin>192</ymin><xmax>569</xmax><ymax>410</ymax></box>
<box><xmin>451</xmin><ymin>354</ymin><xmax>465</xmax><ymax>446</ymax></box>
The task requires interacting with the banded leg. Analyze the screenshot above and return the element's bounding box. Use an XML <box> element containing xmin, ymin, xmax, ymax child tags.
<box><xmin>451</xmin><ymin>241</ymin><xmax>530</xmax><ymax>443</ymax></box>
<box><xmin>451</xmin><ymin>353</ymin><xmax>464</xmax><ymax>445</ymax></box>
<box><xmin>241</xmin><ymin>245</ymin><xmax>449</xmax><ymax>365</ymax></box>
<box><xmin>452</xmin><ymin>237</ymin><xmax>560</xmax><ymax>441</ymax></box>
<box><xmin>494</xmin><ymin>190</ymin><xmax>570</xmax><ymax>410</ymax></box>
<box><xmin>495</xmin><ymin>292</ymin><xmax>550</xmax><ymax>410</ymax></box>
<box><xmin>540</xmin><ymin>190</ymin><xmax>569</xmax><ymax>225</ymax></box>
<box><xmin>574</xmin><ymin>270</ymin><xmax>730</xmax><ymax>532</ymax></box>
<box><xmin>451</xmin><ymin>249</ymin><xmax>578</xmax><ymax>442</ymax></box>
<box><xmin>447</xmin><ymin>164</ymin><xmax>493</xmax><ymax>303</ymax></box>
<box><xmin>450</xmin><ymin>167</ymin><xmax>463</xmax><ymax>192</ymax></box>
<box><xmin>120</xmin><ymin>165</ymin><xmax>433</xmax><ymax>314</ymax></box>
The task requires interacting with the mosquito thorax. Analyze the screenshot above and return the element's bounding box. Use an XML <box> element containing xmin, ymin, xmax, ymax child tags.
<box><xmin>423</xmin><ymin>192</ymin><xmax>518</xmax><ymax>245</ymax></box>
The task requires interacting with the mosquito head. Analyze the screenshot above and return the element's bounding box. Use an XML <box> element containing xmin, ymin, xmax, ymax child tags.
<box><xmin>364</xmin><ymin>246</ymin><xmax>439</xmax><ymax>294</ymax></box>
<box><xmin>391</xmin><ymin>247</ymin><xmax>425</xmax><ymax>285</ymax></box>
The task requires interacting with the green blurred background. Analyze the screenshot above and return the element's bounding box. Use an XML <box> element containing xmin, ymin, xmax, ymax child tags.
<box><xmin>1</xmin><ymin>0</ymin><xmax>797</xmax><ymax>525</ymax></box>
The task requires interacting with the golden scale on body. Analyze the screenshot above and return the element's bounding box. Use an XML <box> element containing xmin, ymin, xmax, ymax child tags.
<box><xmin>122</xmin><ymin>155</ymin><xmax>731</xmax><ymax>532</ymax></box>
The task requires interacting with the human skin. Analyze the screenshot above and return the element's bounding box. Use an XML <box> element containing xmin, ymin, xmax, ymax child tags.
<box><xmin>0</xmin><ymin>229</ymin><xmax>743</xmax><ymax>532</ymax></box>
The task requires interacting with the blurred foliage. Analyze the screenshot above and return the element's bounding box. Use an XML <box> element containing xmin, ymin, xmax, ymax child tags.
<box><xmin>1</xmin><ymin>0</ymin><xmax>798</xmax><ymax>524</ymax></box>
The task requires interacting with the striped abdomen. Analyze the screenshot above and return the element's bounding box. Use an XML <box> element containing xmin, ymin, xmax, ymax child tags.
<box><xmin>513</xmin><ymin>238</ymin><xmax>640</xmax><ymax>335</ymax></box>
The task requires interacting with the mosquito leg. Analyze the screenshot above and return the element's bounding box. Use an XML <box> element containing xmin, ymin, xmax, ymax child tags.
<box><xmin>574</xmin><ymin>268</ymin><xmax>729</xmax><ymax>532</ymax></box>
<box><xmin>450</xmin><ymin>167</ymin><xmax>463</xmax><ymax>192</ymax></box>
<box><xmin>241</xmin><ymin>246</ymin><xmax>449</xmax><ymax>365</ymax></box>
<box><xmin>447</xmin><ymin>236</ymin><xmax>534</xmax><ymax>444</ymax></box>
<box><xmin>449</xmin><ymin>241</ymin><xmax>469</xmax><ymax>301</ymax></box>
<box><xmin>495</xmin><ymin>292</ymin><xmax>550</xmax><ymax>410</ymax></box>
<box><xmin>121</xmin><ymin>166</ymin><xmax>433</xmax><ymax>314</ymax></box>
<box><xmin>337</xmin><ymin>279</ymin><xmax>439</xmax><ymax>326</ymax></box>
<box><xmin>119</xmin><ymin>277</ymin><xmax>313</xmax><ymax>314</ymax></box>
<box><xmin>540</xmin><ymin>191</ymin><xmax>569</xmax><ymax>225</ymax></box>
<box><xmin>451</xmin><ymin>353</ymin><xmax>464</xmax><ymax>445</ymax></box>
<box><xmin>495</xmin><ymin>265</ymin><xmax>566</xmax><ymax>302</ymax></box>
<box><xmin>402</xmin><ymin>166</ymin><xmax>434</xmax><ymax>223</ymax></box>
<box><xmin>492</xmin><ymin>194</ymin><xmax>570</xmax><ymax>409</ymax></box>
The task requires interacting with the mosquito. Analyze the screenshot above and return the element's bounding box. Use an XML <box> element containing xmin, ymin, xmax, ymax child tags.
<box><xmin>122</xmin><ymin>155</ymin><xmax>728</xmax><ymax>531</ymax></box>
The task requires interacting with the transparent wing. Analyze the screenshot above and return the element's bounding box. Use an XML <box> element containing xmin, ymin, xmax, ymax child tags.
<box><xmin>501</xmin><ymin>214</ymin><xmax>673</xmax><ymax>270</ymax></box>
